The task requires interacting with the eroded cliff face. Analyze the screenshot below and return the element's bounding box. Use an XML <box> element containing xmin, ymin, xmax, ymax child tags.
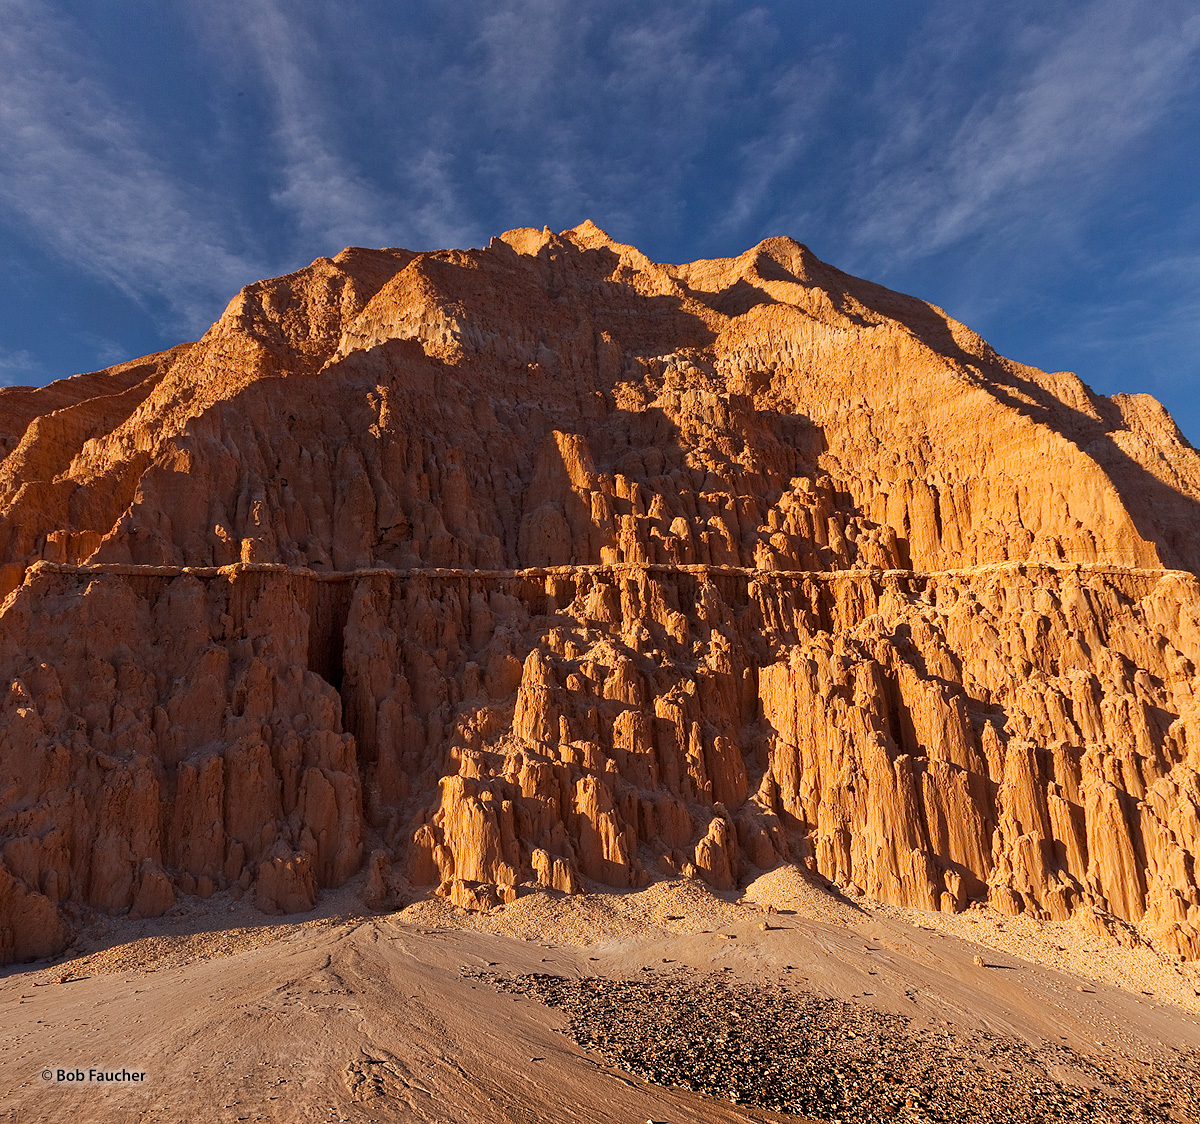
<box><xmin>2</xmin><ymin>222</ymin><xmax>1200</xmax><ymax>962</ymax></box>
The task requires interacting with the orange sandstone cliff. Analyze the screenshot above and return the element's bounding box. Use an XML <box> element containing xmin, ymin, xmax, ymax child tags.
<box><xmin>3</xmin><ymin>221</ymin><xmax>1200</xmax><ymax>963</ymax></box>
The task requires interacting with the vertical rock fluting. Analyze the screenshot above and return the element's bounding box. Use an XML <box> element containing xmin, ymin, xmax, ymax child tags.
<box><xmin>2</xmin><ymin>222</ymin><xmax>1200</xmax><ymax>961</ymax></box>
<box><xmin>3</xmin><ymin>560</ymin><xmax>1199</xmax><ymax>960</ymax></box>
<box><xmin>0</xmin><ymin>565</ymin><xmax>363</xmax><ymax>960</ymax></box>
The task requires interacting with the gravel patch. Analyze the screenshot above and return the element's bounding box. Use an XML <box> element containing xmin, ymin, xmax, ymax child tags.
<box><xmin>472</xmin><ymin>969</ymin><xmax>1200</xmax><ymax>1123</ymax></box>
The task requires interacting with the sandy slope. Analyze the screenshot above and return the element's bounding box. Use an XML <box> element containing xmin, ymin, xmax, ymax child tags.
<box><xmin>2</xmin><ymin>869</ymin><xmax>1199</xmax><ymax>1123</ymax></box>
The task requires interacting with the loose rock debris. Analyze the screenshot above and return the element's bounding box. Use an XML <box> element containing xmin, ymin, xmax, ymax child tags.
<box><xmin>471</xmin><ymin>969</ymin><xmax>1200</xmax><ymax>1123</ymax></box>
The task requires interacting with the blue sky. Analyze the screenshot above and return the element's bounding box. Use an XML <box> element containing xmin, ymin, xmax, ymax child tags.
<box><xmin>2</xmin><ymin>1</ymin><xmax>1198</xmax><ymax>436</ymax></box>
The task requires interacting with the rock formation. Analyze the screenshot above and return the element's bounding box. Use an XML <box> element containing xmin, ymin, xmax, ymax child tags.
<box><xmin>3</xmin><ymin>221</ymin><xmax>1200</xmax><ymax>962</ymax></box>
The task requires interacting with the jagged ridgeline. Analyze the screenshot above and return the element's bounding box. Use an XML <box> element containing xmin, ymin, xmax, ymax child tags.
<box><xmin>3</xmin><ymin>221</ymin><xmax>1200</xmax><ymax>964</ymax></box>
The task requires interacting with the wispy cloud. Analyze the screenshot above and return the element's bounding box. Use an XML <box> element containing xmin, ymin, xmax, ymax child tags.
<box><xmin>1051</xmin><ymin>223</ymin><xmax>1200</xmax><ymax>392</ymax></box>
<box><xmin>457</xmin><ymin>0</ymin><xmax>801</xmax><ymax>245</ymax></box>
<box><xmin>846</xmin><ymin>0</ymin><xmax>1200</xmax><ymax>258</ymax></box>
<box><xmin>195</xmin><ymin>0</ymin><xmax>479</xmax><ymax>252</ymax></box>
<box><xmin>0</xmin><ymin>0</ymin><xmax>266</xmax><ymax>332</ymax></box>
<box><xmin>711</xmin><ymin>47</ymin><xmax>840</xmax><ymax>243</ymax></box>
<box><xmin>195</xmin><ymin>0</ymin><xmax>801</xmax><ymax>254</ymax></box>
<box><xmin>0</xmin><ymin>345</ymin><xmax>46</xmax><ymax>386</ymax></box>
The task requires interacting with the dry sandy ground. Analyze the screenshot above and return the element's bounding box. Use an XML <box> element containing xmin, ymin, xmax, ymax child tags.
<box><xmin>2</xmin><ymin>867</ymin><xmax>1199</xmax><ymax>1123</ymax></box>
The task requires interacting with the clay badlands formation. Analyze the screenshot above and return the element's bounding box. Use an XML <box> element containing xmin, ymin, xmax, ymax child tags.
<box><xmin>3</xmin><ymin>220</ymin><xmax>1200</xmax><ymax>969</ymax></box>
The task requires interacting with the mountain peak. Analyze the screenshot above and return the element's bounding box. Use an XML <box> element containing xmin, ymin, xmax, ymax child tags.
<box><xmin>2</xmin><ymin>226</ymin><xmax>1200</xmax><ymax>966</ymax></box>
